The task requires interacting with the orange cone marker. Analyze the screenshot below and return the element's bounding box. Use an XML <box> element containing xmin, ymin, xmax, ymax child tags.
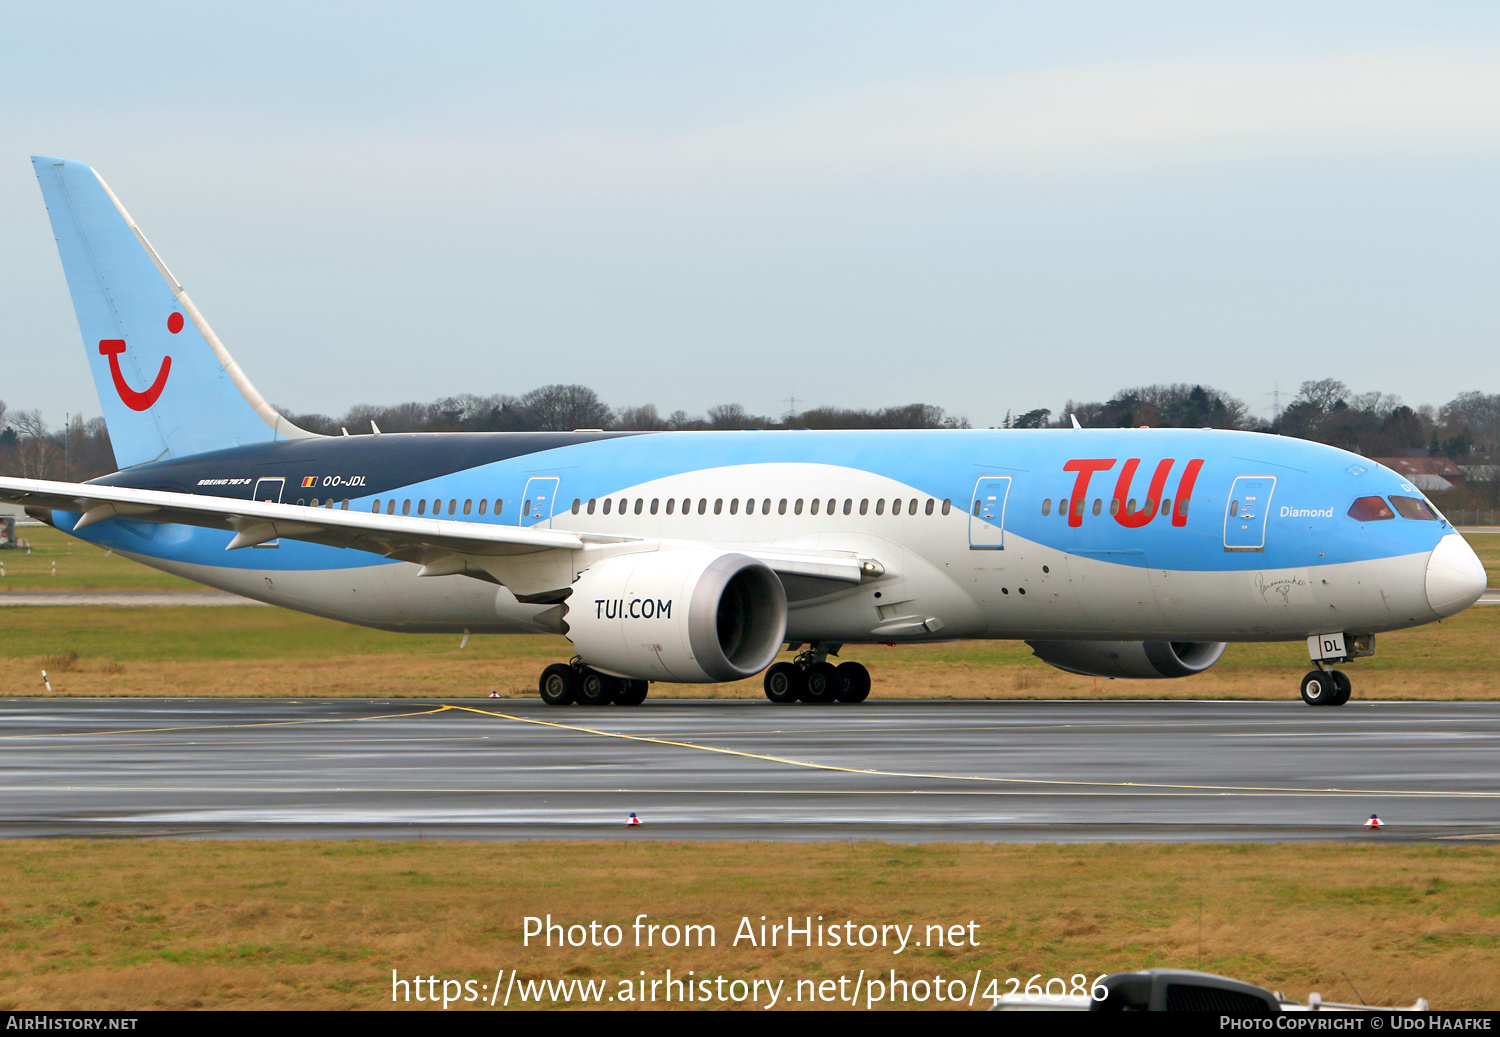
<box><xmin>1365</xmin><ymin>813</ymin><xmax>1384</xmax><ymax>830</ymax></box>
<box><xmin>626</xmin><ymin>812</ymin><xmax>641</xmax><ymax>827</ymax></box>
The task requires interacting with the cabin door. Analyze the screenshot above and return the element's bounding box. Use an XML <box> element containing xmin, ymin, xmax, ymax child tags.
<box><xmin>1223</xmin><ymin>475</ymin><xmax>1276</xmax><ymax>552</ymax></box>
<box><xmin>969</xmin><ymin>476</ymin><xmax>1012</xmax><ymax>550</ymax></box>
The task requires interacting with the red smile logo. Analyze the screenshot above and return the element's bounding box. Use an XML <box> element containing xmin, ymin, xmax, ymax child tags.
<box><xmin>97</xmin><ymin>311</ymin><xmax>182</xmax><ymax>411</ymax></box>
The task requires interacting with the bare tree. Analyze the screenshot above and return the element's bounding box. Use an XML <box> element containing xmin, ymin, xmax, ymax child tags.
<box><xmin>520</xmin><ymin>384</ymin><xmax>613</xmax><ymax>431</ymax></box>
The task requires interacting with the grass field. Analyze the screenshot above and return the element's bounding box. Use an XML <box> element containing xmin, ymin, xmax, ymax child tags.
<box><xmin>1</xmin><ymin>840</ymin><xmax>1495</xmax><ymax>1011</ymax></box>
<box><xmin>4</xmin><ymin>525</ymin><xmax>1500</xmax><ymax>700</ymax></box>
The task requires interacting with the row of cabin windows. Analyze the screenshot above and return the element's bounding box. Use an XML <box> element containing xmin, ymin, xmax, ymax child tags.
<box><xmin>573</xmin><ymin>496</ymin><xmax>953</xmax><ymax>518</ymax></box>
<box><xmin>367</xmin><ymin>498</ymin><xmax>504</xmax><ymax>517</ymax></box>
<box><xmin>1039</xmin><ymin>497</ymin><xmax>1188</xmax><ymax>520</ymax></box>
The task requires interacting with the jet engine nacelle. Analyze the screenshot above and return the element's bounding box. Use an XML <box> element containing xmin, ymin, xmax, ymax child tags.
<box><xmin>1025</xmin><ymin>640</ymin><xmax>1227</xmax><ymax>679</ymax></box>
<box><xmin>565</xmin><ymin>549</ymin><xmax>787</xmax><ymax>682</ymax></box>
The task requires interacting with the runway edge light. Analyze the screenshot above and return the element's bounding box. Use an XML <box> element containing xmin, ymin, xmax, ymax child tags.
<box><xmin>1365</xmin><ymin>813</ymin><xmax>1385</xmax><ymax>830</ymax></box>
<box><xmin>626</xmin><ymin>812</ymin><xmax>641</xmax><ymax>827</ymax></box>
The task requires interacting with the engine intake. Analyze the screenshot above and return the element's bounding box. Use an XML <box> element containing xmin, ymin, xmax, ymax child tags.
<box><xmin>566</xmin><ymin>549</ymin><xmax>787</xmax><ymax>682</ymax></box>
<box><xmin>1025</xmin><ymin>640</ymin><xmax>1226</xmax><ymax>679</ymax></box>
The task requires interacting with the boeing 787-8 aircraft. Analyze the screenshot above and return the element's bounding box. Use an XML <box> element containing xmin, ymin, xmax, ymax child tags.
<box><xmin>1</xmin><ymin>158</ymin><xmax>1485</xmax><ymax>707</ymax></box>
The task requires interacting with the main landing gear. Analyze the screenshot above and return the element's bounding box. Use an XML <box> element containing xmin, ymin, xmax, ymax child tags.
<box><xmin>538</xmin><ymin>660</ymin><xmax>649</xmax><ymax>707</ymax></box>
<box><xmin>1299</xmin><ymin>632</ymin><xmax>1373</xmax><ymax>707</ymax></box>
<box><xmin>762</xmin><ymin>643</ymin><xmax>871</xmax><ymax>705</ymax></box>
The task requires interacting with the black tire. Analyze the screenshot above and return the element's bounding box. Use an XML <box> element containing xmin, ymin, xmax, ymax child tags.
<box><xmin>539</xmin><ymin>663</ymin><xmax>577</xmax><ymax>706</ymax></box>
<box><xmin>1329</xmin><ymin>670</ymin><xmax>1352</xmax><ymax>707</ymax></box>
<box><xmin>1300</xmin><ymin>670</ymin><xmax>1337</xmax><ymax>706</ymax></box>
<box><xmin>763</xmin><ymin>662</ymin><xmax>803</xmax><ymax>703</ymax></box>
<box><xmin>801</xmin><ymin>661</ymin><xmax>842</xmax><ymax>704</ymax></box>
<box><xmin>577</xmin><ymin>669</ymin><xmax>616</xmax><ymax>706</ymax></box>
<box><xmin>835</xmin><ymin>661</ymin><xmax>871</xmax><ymax>703</ymax></box>
<box><xmin>614</xmin><ymin>679</ymin><xmax>649</xmax><ymax>706</ymax></box>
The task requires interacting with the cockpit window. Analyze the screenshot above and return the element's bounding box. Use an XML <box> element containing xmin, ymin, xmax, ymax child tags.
<box><xmin>1347</xmin><ymin>496</ymin><xmax>1395</xmax><ymax>521</ymax></box>
<box><xmin>1389</xmin><ymin>495</ymin><xmax>1438</xmax><ymax>521</ymax></box>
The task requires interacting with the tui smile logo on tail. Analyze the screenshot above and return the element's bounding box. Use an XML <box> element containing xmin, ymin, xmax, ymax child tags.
<box><xmin>97</xmin><ymin>311</ymin><xmax>183</xmax><ymax>411</ymax></box>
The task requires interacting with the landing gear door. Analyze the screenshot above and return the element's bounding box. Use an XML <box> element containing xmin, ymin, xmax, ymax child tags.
<box><xmin>1224</xmin><ymin>475</ymin><xmax>1276</xmax><ymax>552</ymax></box>
<box><xmin>521</xmin><ymin>476</ymin><xmax>561</xmax><ymax>528</ymax></box>
<box><xmin>969</xmin><ymin>476</ymin><xmax>1012</xmax><ymax>550</ymax></box>
<box><xmin>251</xmin><ymin>477</ymin><xmax>284</xmax><ymax>548</ymax></box>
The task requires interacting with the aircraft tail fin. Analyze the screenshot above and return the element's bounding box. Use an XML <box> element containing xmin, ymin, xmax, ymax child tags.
<box><xmin>31</xmin><ymin>157</ymin><xmax>317</xmax><ymax>469</ymax></box>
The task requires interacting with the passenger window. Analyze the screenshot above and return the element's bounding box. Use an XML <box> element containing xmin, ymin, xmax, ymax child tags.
<box><xmin>571</xmin><ymin>499</ymin><xmax>581</xmax><ymax>515</ymax></box>
<box><xmin>762</xmin><ymin>499</ymin><xmax>771</xmax><ymax>515</ymax></box>
<box><xmin>402</xmin><ymin>500</ymin><xmax>412</xmax><ymax>516</ymax></box>
<box><xmin>1390</xmin><ymin>495</ymin><xmax>1438</xmax><ymax>520</ymax></box>
<box><xmin>494</xmin><ymin>500</ymin><xmax>503</xmax><ymax>515</ymax></box>
<box><xmin>827</xmin><ymin>498</ymin><xmax>836</xmax><ymax>515</ymax></box>
<box><xmin>449</xmin><ymin>499</ymin><xmax>457</xmax><ymax>515</ymax></box>
<box><xmin>1159</xmin><ymin>497</ymin><xmax>1170</xmax><ymax>519</ymax></box>
<box><xmin>698</xmin><ymin>498</ymin><xmax>708</xmax><ymax>515</ymax></box>
<box><xmin>1127</xmin><ymin>498</ymin><xmax>1136</xmax><ymax>515</ymax></box>
<box><xmin>909</xmin><ymin>499</ymin><xmax>918</xmax><ymax>515</ymax></box>
<box><xmin>666</xmin><ymin>498</ymin><xmax>675</xmax><ymax>515</ymax></box>
<box><xmin>603</xmin><ymin>499</ymin><xmax>612</xmax><ymax>515</ymax></box>
<box><xmin>794</xmin><ymin>499</ymin><xmax>804</xmax><ymax>515</ymax></box>
<box><xmin>942</xmin><ymin>498</ymin><xmax>952</xmax><ymax>516</ymax></box>
<box><xmin>844</xmin><ymin>499</ymin><xmax>853</xmax><ymax>516</ymax></box>
<box><xmin>587</xmin><ymin>499</ymin><xmax>596</xmax><ymax>515</ymax></box>
<box><xmin>477</xmin><ymin>499</ymin><xmax>486</xmax><ymax>516</ymax></box>
<box><xmin>371</xmin><ymin>500</ymin><xmax>381</xmax><ymax>513</ymax></box>
<box><xmin>927</xmin><ymin>499</ymin><xmax>936</xmax><ymax>516</ymax></box>
<box><xmin>859</xmin><ymin>499</ymin><xmax>869</xmax><ymax>516</ymax></box>
<box><xmin>1092</xmin><ymin>499</ymin><xmax>1102</xmax><ymax>516</ymax></box>
<box><xmin>878</xmin><ymin>499</ymin><xmax>888</xmax><ymax>516</ymax></box>
<box><xmin>1230</xmin><ymin>500</ymin><xmax>1239</xmax><ymax>518</ymax></box>
<box><xmin>417</xmin><ymin>499</ymin><xmax>426</xmax><ymax>516</ymax></box>
<box><xmin>635</xmin><ymin>499</ymin><xmax>644</xmax><ymax>515</ymax></box>
<box><xmin>682</xmin><ymin>498</ymin><xmax>691</xmax><ymax>514</ymax></box>
<box><xmin>650</xmin><ymin>498</ymin><xmax>659</xmax><ymax>515</ymax></box>
<box><xmin>1348</xmin><ymin>496</ymin><xmax>1396</xmax><ymax>521</ymax></box>
<box><xmin>523</xmin><ymin>500</ymin><xmax>531</xmax><ymax>517</ymax></box>
<box><xmin>341</xmin><ymin>500</ymin><xmax>349</xmax><ymax>510</ymax></box>
<box><xmin>809</xmin><ymin>499</ymin><xmax>819</xmax><ymax>516</ymax></box>
<box><xmin>1042</xmin><ymin>498</ymin><xmax>1051</xmax><ymax>516</ymax></box>
<box><xmin>714</xmin><ymin>499</ymin><xmax>723</xmax><ymax>515</ymax></box>
<box><xmin>1109</xmin><ymin>498</ymin><xmax>1119</xmax><ymax>516</ymax></box>
<box><xmin>730</xmin><ymin>498</ymin><xmax>739</xmax><ymax>515</ymax></box>
<box><xmin>464</xmin><ymin>499</ymin><xmax>473</xmax><ymax>515</ymax></box>
<box><xmin>618</xmin><ymin>498</ymin><xmax>627</xmax><ymax>514</ymax></box>
<box><xmin>778</xmin><ymin>499</ymin><xmax>787</xmax><ymax>515</ymax></box>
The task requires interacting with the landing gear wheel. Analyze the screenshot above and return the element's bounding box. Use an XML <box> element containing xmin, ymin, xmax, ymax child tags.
<box><xmin>801</xmin><ymin>662</ymin><xmax>843</xmax><ymax>704</ymax></box>
<box><xmin>763</xmin><ymin>662</ymin><xmax>804</xmax><ymax>703</ymax></box>
<box><xmin>614</xmin><ymin>679</ymin><xmax>649</xmax><ymax>706</ymax></box>
<box><xmin>539</xmin><ymin>663</ymin><xmax>577</xmax><ymax>706</ymax></box>
<box><xmin>1329</xmin><ymin>670</ymin><xmax>1352</xmax><ymax>707</ymax></box>
<box><xmin>835</xmin><ymin>661</ymin><xmax>871</xmax><ymax>703</ymax></box>
<box><xmin>1300</xmin><ymin>670</ymin><xmax>1338</xmax><ymax>707</ymax></box>
<box><xmin>577</xmin><ymin>670</ymin><xmax>617</xmax><ymax>706</ymax></box>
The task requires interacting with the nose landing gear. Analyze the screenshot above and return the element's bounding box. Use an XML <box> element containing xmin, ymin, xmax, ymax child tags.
<box><xmin>1301</xmin><ymin>633</ymin><xmax>1371</xmax><ymax>706</ymax></box>
<box><xmin>762</xmin><ymin>643</ymin><xmax>871</xmax><ymax>704</ymax></box>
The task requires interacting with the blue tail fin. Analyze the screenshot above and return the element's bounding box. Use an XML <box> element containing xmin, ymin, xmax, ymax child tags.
<box><xmin>31</xmin><ymin>157</ymin><xmax>317</xmax><ymax>468</ymax></box>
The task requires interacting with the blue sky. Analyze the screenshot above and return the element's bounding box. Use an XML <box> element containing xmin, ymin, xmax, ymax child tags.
<box><xmin>4</xmin><ymin>2</ymin><xmax>1499</xmax><ymax>429</ymax></box>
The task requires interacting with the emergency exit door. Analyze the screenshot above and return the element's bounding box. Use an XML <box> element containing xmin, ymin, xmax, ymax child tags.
<box><xmin>251</xmin><ymin>477</ymin><xmax>284</xmax><ymax>548</ymax></box>
<box><xmin>1224</xmin><ymin>475</ymin><xmax>1276</xmax><ymax>552</ymax></box>
<box><xmin>969</xmin><ymin>476</ymin><xmax>1012</xmax><ymax>549</ymax></box>
<box><xmin>521</xmin><ymin>476</ymin><xmax>560</xmax><ymax>527</ymax></box>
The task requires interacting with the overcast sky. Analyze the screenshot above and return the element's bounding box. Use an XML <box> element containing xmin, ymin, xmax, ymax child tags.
<box><xmin>3</xmin><ymin>2</ymin><xmax>1499</xmax><ymax>430</ymax></box>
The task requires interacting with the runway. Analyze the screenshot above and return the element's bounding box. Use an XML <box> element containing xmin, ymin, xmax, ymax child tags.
<box><xmin>3</xmin><ymin>698</ymin><xmax>1499</xmax><ymax>842</ymax></box>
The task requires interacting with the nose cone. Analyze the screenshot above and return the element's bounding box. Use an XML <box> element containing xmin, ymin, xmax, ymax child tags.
<box><xmin>1426</xmin><ymin>533</ymin><xmax>1487</xmax><ymax>618</ymax></box>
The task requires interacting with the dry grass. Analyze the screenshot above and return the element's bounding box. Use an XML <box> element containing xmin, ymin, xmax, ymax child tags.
<box><xmin>0</xmin><ymin>840</ymin><xmax>1495</xmax><ymax>1011</ymax></box>
<box><xmin>5</xmin><ymin>603</ymin><xmax>1500</xmax><ymax>701</ymax></box>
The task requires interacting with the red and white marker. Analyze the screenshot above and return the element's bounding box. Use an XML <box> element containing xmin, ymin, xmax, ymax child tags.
<box><xmin>488</xmin><ymin>691</ymin><xmax>500</xmax><ymax>698</ymax></box>
<box><xmin>1365</xmin><ymin>813</ymin><xmax>1384</xmax><ymax>830</ymax></box>
<box><xmin>626</xmin><ymin>812</ymin><xmax>641</xmax><ymax>826</ymax></box>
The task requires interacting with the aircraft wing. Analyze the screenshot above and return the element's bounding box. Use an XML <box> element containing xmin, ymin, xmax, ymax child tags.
<box><xmin>0</xmin><ymin>477</ymin><xmax>877</xmax><ymax>598</ymax></box>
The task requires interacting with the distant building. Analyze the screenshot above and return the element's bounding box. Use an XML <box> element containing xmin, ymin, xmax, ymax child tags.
<box><xmin>1371</xmin><ymin>457</ymin><xmax>1465</xmax><ymax>493</ymax></box>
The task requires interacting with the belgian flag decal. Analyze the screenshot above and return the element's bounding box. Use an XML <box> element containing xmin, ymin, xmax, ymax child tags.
<box><xmin>301</xmin><ymin>476</ymin><xmax>317</xmax><ymax>488</ymax></box>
